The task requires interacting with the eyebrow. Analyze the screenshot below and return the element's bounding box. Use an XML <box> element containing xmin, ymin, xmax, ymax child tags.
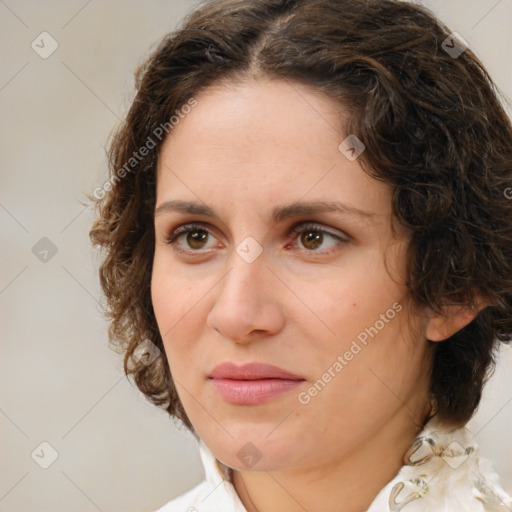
<box><xmin>154</xmin><ymin>199</ymin><xmax>378</xmax><ymax>224</ymax></box>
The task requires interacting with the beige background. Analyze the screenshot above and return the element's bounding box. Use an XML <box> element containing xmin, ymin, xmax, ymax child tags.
<box><xmin>1</xmin><ymin>1</ymin><xmax>511</xmax><ymax>511</ymax></box>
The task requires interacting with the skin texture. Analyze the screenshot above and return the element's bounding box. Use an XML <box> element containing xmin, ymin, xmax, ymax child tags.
<box><xmin>151</xmin><ymin>78</ymin><xmax>479</xmax><ymax>512</ymax></box>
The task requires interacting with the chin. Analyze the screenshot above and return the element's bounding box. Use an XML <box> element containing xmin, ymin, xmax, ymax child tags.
<box><xmin>205</xmin><ymin>430</ymin><xmax>307</xmax><ymax>472</ymax></box>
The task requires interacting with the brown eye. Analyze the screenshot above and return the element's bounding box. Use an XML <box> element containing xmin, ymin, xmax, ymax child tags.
<box><xmin>300</xmin><ymin>230</ymin><xmax>324</xmax><ymax>250</ymax></box>
<box><xmin>165</xmin><ymin>223</ymin><xmax>218</xmax><ymax>253</ymax></box>
<box><xmin>290</xmin><ymin>222</ymin><xmax>349</xmax><ymax>254</ymax></box>
<box><xmin>186</xmin><ymin>229</ymin><xmax>209</xmax><ymax>249</ymax></box>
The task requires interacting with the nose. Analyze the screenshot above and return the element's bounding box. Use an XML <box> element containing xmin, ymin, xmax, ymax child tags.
<box><xmin>206</xmin><ymin>250</ymin><xmax>285</xmax><ymax>344</ymax></box>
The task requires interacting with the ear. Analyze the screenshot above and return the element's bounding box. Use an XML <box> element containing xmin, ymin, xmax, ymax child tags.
<box><xmin>425</xmin><ymin>293</ymin><xmax>488</xmax><ymax>342</ymax></box>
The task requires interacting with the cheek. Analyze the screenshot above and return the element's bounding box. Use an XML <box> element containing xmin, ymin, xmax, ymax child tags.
<box><xmin>301</xmin><ymin>249</ymin><xmax>407</xmax><ymax>351</ymax></box>
<box><xmin>297</xmin><ymin>319</ymin><xmax>422</xmax><ymax>442</ymax></box>
<box><xmin>151</xmin><ymin>253</ymin><xmax>219</xmax><ymax>384</ymax></box>
<box><xmin>150</xmin><ymin>255</ymin><xmax>198</xmax><ymax>358</ymax></box>
<box><xmin>151</xmin><ymin>273</ymin><xmax>180</xmax><ymax>339</ymax></box>
<box><xmin>151</xmin><ymin>250</ymin><xmax>201</xmax><ymax>331</ymax></box>
<box><xmin>292</xmin><ymin>250</ymin><xmax>415</xmax><ymax>410</ymax></box>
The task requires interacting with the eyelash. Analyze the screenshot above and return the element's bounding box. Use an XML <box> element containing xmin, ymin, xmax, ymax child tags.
<box><xmin>164</xmin><ymin>221</ymin><xmax>348</xmax><ymax>256</ymax></box>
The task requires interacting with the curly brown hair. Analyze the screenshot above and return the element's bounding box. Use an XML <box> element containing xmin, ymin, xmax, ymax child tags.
<box><xmin>89</xmin><ymin>0</ymin><xmax>512</xmax><ymax>431</ymax></box>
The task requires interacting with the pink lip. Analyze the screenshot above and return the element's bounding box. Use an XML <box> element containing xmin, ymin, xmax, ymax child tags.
<box><xmin>208</xmin><ymin>362</ymin><xmax>305</xmax><ymax>405</ymax></box>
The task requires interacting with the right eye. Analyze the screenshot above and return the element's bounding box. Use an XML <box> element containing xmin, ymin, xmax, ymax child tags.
<box><xmin>165</xmin><ymin>222</ymin><xmax>221</xmax><ymax>253</ymax></box>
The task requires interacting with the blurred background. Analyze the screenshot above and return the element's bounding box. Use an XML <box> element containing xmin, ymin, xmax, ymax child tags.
<box><xmin>1</xmin><ymin>1</ymin><xmax>511</xmax><ymax>510</ymax></box>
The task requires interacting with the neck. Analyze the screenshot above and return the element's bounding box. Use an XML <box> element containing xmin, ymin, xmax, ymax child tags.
<box><xmin>231</xmin><ymin>405</ymin><xmax>431</xmax><ymax>512</ymax></box>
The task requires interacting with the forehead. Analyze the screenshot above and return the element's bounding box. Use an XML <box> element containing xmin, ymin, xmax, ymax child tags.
<box><xmin>158</xmin><ymin>78</ymin><xmax>345</xmax><ymax>167</ymax></box>
<box><xmin>156</xmin><ymin>78</ymin><xmax>393</xmax><ymax>219</ymax></box>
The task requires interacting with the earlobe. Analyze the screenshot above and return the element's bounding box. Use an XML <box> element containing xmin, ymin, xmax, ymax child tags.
<box><xmin>425</xmin><ymin>294</ymin><xmax>488</xmax><ymax>342</ymax></box>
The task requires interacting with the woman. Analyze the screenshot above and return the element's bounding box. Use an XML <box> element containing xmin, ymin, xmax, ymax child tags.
<box><xmin>89</xmin><ymin>0</ymin><xmax>512</xmax><ymax>510</ymax></box>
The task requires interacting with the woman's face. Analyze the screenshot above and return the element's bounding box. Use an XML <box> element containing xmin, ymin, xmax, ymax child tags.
<box><xmin>151</xmin><ymin>78</ymin><xmax>433</xmax><ymax>471</ymax></box>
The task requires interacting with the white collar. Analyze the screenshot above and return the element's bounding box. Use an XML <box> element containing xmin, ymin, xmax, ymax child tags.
<box><xmin>366</xmin><ymin>418</ymin><xmax>512</xmax><ymax>511</ymax></box>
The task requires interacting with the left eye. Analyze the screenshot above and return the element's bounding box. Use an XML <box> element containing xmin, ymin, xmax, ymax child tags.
<box><xmin>165</xmin><ymin>222</ymin><xmax>348</xmax><ymax>254</ymax></box>
<box><xmin>288</xmin><ymin>222</ymin><xmax>348</xmax><ymax>253</ymax></box>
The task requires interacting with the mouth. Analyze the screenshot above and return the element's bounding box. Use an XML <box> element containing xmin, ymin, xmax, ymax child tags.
<box><xmin>208</xmin><ymin>362</ymin><xmax>306</xmax><ymax>405</ymax></box>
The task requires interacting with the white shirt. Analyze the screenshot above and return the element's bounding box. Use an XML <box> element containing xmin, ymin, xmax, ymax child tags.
<box><xmin>155</xmin><ymin>419</ymin><xmax>512</xmax><ymax>511</ymax></box>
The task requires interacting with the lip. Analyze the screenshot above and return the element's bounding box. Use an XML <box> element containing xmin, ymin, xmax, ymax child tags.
<box><xmin>209</xmin><ymin>362</ymin><xmax>304</xmax><ymax>380</ymax></box>
<box><xmin>208</xmin><ymin>362</ymin><xmax>305</xmax><ymax>405</ymax></box>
